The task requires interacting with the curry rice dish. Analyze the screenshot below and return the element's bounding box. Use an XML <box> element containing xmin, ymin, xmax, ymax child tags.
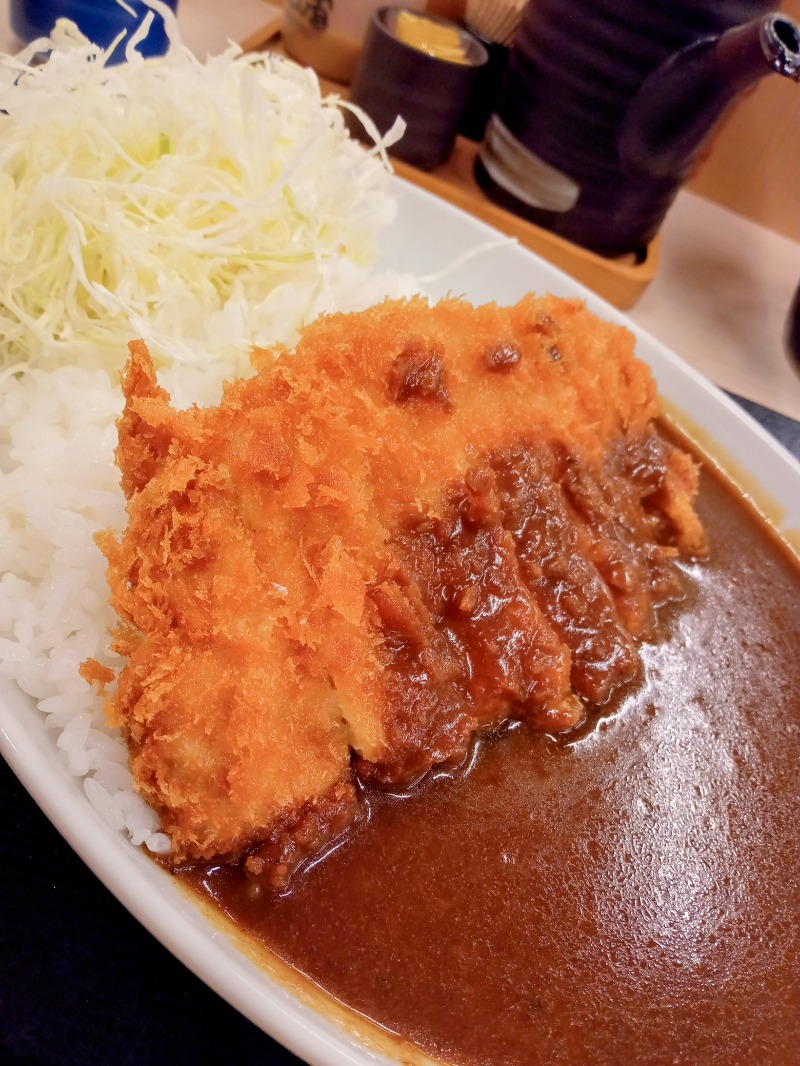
<box><xmin>93</xmin><ymin>293</ymin><xmax>708</xmax><ymax>889</ymax></box>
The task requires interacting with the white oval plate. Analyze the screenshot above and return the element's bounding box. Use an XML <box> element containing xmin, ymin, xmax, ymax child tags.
<box><xmin>2</xmin><ymin>177</ymin><xmax>800</xmax><ymax>1066</ymax></box>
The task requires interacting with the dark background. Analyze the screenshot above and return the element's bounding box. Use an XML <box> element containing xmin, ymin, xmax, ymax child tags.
<box><xmin>0</xmin><ymin>751</ymin><xmax>303</xmax><ymax>1066</ymax></box>
<box><xmin>2</xmin><ymin>392</ymin><xmax>799</xmax><ymax>1066</ymax></box>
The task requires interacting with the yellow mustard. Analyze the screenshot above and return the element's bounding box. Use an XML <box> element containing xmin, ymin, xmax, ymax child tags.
<box><xmin>393</xmin><ymin>10</ymin><xmax>470</xmax><ymax>64</ymax></box>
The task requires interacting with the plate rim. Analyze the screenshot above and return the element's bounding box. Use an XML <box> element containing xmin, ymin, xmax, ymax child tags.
<box><xmin>2</xmin><ymin>174</ymin><xmax>800</xmax><ymax>1066</ymax></box>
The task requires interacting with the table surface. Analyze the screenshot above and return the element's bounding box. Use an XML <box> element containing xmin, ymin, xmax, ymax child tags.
<box><xmin>1</xmin><ymin>3</ymin><xmax>799</xmax><ymax>1065</ymax></box>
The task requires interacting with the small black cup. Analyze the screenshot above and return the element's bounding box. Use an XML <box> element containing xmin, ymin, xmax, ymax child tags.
<box><xmin>348</xmin><ymin>7</ymin><xmax>488</xmax><ymax>171</ymax></box>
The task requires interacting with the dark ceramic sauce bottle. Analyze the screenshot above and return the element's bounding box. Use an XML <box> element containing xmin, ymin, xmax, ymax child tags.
<box><xmin>476</xmin><ymin>0</ymin><xmax>800</xmax><ymax>257</ymax></box>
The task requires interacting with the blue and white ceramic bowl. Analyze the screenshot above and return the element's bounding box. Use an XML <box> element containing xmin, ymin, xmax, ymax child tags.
<box><xmin>10</xmin><ymin>0</ymin><xmax>180</xmax><ymax>58</ymax></box>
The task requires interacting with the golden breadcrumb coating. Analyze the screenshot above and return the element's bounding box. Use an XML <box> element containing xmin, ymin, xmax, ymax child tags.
<box><xmin>97</xmin><ymin>295</ymin><xmax>706</xmax><ymax>881</ymax></box>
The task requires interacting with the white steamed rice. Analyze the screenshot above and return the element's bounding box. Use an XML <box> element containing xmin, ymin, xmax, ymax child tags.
<box><xmin>0</xmin><ymin>363</ymin><xmax>174</xmax><ymax>849</ymax></box>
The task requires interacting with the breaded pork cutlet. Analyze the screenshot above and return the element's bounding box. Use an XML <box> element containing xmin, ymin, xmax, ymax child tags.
<box><xmin>96</xmin><ymin>295</ymin><xmax>706</xmax><ymax>886</ymax></box>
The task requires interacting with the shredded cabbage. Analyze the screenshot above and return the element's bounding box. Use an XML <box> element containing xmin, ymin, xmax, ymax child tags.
<box><xmin>0</xmin><ymin>6</ymin><xmax>405</xmax><ymax>391</ymax></box>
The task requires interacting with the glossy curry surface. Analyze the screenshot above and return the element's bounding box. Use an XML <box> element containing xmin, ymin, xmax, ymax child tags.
<box><xmin>183</xmin><ymin>465</ymin><xmax>800</xmax><ymax>1066</ymax></box>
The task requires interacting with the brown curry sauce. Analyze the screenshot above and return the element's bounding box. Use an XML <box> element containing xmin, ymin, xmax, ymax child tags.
<box><xmin>180</xmin><ymin>453</ymin><xmax>800</xmax><ymax>1066</ymax></box>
